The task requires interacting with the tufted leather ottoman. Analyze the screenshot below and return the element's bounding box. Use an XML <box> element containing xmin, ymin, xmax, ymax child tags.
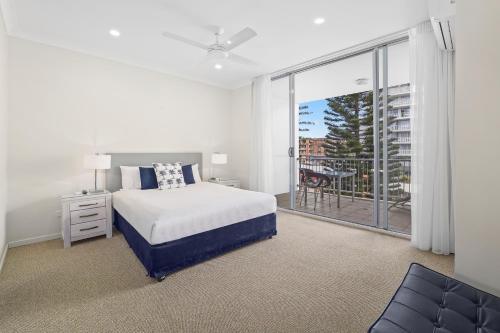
<box><xmin>369</xmin><ymin>263</ymin><xmax>500</xmax><ymax>333</ymax></box>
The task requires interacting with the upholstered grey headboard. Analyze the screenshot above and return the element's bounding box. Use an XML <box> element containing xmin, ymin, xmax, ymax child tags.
<box><xmin>105</xmin><ymin>153</ymin><xmax>203</xmax><ymax>193</ymax></box>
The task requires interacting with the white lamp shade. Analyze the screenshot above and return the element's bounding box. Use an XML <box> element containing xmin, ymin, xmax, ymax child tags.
<box><xmin>84</xmin><ymin>154</ymin><xmax>111</xmax><ymax>170</ymax></box>
<box><xmin>211</xmin><ymin>153</ymin><xmax>227</xmax><ymax>165</ymax></box>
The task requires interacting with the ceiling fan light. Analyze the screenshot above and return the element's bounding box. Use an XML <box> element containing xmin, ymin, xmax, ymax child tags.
<box><xmin>214</xmin><ymin>63</ymin><xmax>223</xmax><ymax>70</ymax></box>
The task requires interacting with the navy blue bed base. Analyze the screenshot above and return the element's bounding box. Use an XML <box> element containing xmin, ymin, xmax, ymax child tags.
<box><xmin>114</xmin><ymin>210</ymin><xmax>277</xmax><ymax>279</ymax></box>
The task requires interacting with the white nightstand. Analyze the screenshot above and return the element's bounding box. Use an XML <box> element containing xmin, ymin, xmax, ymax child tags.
<box><xmin>61</xmin><ymin>191</ymin><xmax>113</xmax><ymax>248</ymax></box>
<box><xmin>208</xmin><ymin>178</ymin><xmax>241</xmax><ymax>188</ymax></box>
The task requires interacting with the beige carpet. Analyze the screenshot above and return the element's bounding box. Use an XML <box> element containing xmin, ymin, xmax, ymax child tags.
<box><xmin>0</xmin><ymin>212</ymin><xmax>453</xmax><ymax>333</ymax></box>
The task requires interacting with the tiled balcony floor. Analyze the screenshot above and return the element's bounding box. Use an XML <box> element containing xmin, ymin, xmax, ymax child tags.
<box><xmin>276</xmin><ymin>192</ymin><xmax>411</xmax><ymax>234</ymax></box>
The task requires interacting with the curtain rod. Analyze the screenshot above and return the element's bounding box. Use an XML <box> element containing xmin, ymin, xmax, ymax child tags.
<box><xmin>270</xmin><ymin>28</ymin><xmax>410</xmax><ymax>81</ymax></box>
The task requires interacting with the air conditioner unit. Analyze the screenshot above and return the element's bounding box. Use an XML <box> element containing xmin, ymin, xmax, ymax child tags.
<box><xmin>430</xmin><ymin>16</ymin><xmax>455</xmax><ymax>51</ymax></box>
<box><xmin>428</xmin><ymin>0</ymin><xmax>456</xmax><ymax>51</ymax></box>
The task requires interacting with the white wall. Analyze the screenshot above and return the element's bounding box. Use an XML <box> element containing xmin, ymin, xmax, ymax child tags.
<box><xmin>7</xmin><ymin>37</ymin><xmax>233</xmax><ymax>244</ymax></box>
<box><xmin>229</xmin><ymin>85</ymin><xmax>251</xmax><ymax>190</ymax></box>
<box><xmin>0</xmin><ymin>8</ymin><xmax>8</xmax><ymax>264</ymax></box>
<box><xmin>454</xmin><ymin>0</ymin><xmax>500</xmax><ymax>295</ymax></box>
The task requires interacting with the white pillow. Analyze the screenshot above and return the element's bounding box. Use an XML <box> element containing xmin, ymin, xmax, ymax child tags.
<box><xmin>191</xmin><ymin>163</ymin><xmax>202</xmax><ymax>183</ymax></box>
<box><xmin>120</xmin><ymin>166</ymin><xmax>142</xmax><ymax>190</ymax></box>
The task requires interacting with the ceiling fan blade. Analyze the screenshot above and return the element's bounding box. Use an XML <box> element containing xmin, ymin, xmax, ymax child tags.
<box><xmin>225</xmin><ymin>27</ymin><xmax>257</xmax><ymax>50</ymax></box>
<box><xmin>161</xmin><ymin>31</ymin><xmax>209</xmax><ymax>50</ymax></box>
<box><xmin>228</xmin><ymin>53</ymin><xmax>258</xmax><ymax>66</ymax></box>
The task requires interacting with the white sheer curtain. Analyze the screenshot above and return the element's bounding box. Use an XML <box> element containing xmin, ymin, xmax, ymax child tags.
<box><xmin>410</xmin><ymin>21</ymin><xmax>455</xmax><ymax>254</ymax></box>
<box><xmin>249</xmin><ymin>75</ymin><xmax>274</xmax><ymax>193</ymax></box>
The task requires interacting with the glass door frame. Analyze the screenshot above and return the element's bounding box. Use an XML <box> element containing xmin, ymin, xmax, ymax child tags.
<box><xmin>288</xmin><ymin>73</ymin><xmax>297</xmax><ymax>210</ymax></box>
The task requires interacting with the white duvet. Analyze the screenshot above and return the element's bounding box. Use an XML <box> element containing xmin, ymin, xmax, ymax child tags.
<box><xmin>112</xmin><ymin>182</ymin><xmax>277</xmax><ymax>245</ymax></box>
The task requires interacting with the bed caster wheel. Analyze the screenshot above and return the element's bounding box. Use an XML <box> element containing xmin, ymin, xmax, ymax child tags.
<box><xmin>156</xmin><ymin>275</ymin><xmax>166</xmax><ymax>282</ymax></box>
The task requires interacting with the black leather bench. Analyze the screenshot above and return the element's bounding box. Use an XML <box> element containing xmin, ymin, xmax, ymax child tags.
<box><xmin>369</xmin><ymin>263</ymin><xmax>500</xmax><ymax>333</ymax></box>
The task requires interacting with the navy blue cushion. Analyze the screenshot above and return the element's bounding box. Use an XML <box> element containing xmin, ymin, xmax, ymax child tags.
<box><xmin>139</xmin><ymin>167</ymin><xmax>158</xmax><ymax>190</ymax></box>
<box><xmin>182</xmin><ymin>164</ymin><xmax>195</xmax><ymax>185</ymax></box>
<box><xmin>369</xmin><ymin>263</ymin><xmax>500</xmax><ymax>333</ymax></box>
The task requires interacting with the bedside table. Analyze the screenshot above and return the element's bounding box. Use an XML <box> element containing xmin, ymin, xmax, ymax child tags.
<box><xmin>208</xmin><ymin>178</ymin><xmax>241</xmax><ymax>188</ymax></box>
<box><xmin>61</xmin><ymin>191</ymin><xmax>112</xmax><ymax>248</ymax></box>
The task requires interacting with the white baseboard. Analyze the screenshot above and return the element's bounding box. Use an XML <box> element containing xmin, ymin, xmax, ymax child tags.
<box><xmin>8</xmin><ymin>233</ymin><xmax>61</xmax><ymax>248</ymax></box>
<box><xmin>0</xmin><ymin>244</ymin><xmax>7</xmax><ymax>273</ymax></box>
<box><xmin>454</xmin><ymin>272</ymin><xmax>500</xmax><ymax>298</ymax></box>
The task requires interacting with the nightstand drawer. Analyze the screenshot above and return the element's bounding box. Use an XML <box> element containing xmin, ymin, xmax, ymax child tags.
<box><xmin>70</xmin><ymin>198</ymin><xmax>105</xmax><ymax>211</ymax></box>
<box><xmin>70</xmin><ymin>207</ymin><xmax>106</xmax><ymax>224</ymax></box>
<box><xmin>71</xmin><ymin>219</ymin><xmax>106</xmax><ymax>238</ymax></box>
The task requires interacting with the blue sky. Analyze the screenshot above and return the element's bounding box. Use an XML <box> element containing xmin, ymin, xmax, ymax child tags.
<box><xmin>299</xmin><ymin>99</ymin><xmax>329</xmax><ymax>138</ymax></box>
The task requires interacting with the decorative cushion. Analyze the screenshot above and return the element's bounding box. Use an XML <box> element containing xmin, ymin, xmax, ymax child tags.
<box><xmin>120</xmin><ymin>166</ymin><xmax>142</xmax><ymax>190</ymax></box>
<box><xmin>153</xmin><ymin>163</ymin><xmax>185</xmax><ymax>190</ymax></box>
<box><xmin>139</xmin><ymin>167</ymin><xmax>158</xmax><ymax>190</ymax></box>
<box><xmin>369</xmin><ymin>263</ymin><xmax>500</xmax><ymax>333</ymax></box>
<box><xmin>182</xmin><ymin>164</ymin><xmax>195</xmax><ymax>185</ymax></box>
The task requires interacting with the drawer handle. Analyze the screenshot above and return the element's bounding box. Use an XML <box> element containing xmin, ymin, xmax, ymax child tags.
<box><xmin>79</xmin><ymin>213</ymin><xmax>99</xmax><ymax>218</ymax></box>
<box><xmin>79</xmin><ymin>202</ymin><xmax>98</xmax><ymax>207</ymax></box>
<box><xmin>80</xmin><ymin>226</ymin><xmax>99</xmax><ymax>232</ymax></box>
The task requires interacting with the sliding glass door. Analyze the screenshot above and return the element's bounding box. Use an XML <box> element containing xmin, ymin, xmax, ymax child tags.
<box><xmin>293</xmin><ymin>51</ymin><xmax>376</xmax><ymax>227</ymax></box>
<box><xmin>273</xmin><ymin>39</ymin><xmax>411</xmax><ymax>234</ymax></box>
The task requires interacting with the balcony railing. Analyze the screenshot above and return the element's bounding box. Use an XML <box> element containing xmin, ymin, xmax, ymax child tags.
<box><xmin>395</xmin><ymin>137</ymin><xmax>411</xmax><ymax>143</ymax></box>
<box><xmin>298</xmin><ymin>155</ymin><xmax>411</xmax><ymax>202</ymax></box>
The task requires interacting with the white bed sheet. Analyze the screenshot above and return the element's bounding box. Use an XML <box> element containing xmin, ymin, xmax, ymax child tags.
<box><xmin>112</xmin><ymin>182</ymin><xmax>277</xmax><ymax>245</ymax></box>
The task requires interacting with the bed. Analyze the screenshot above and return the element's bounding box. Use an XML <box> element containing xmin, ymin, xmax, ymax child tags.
<box><xmin>106</xmin><ymin>153</ymin><xmax>277</xmax><ymax>281</ymax></box>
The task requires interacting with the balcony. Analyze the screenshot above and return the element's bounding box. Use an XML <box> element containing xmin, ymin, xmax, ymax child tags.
<box><xmin>390</xmin><ymin>100</ymin><xmax>411</xmax><ymax>108</ymax></box>
<box><xmin>388</xmin><ymin>86</ymin><xmax>410</xmax><ymax>96</ymax></box>
<box><xmin>276</xmin><ymin>156</ymin><xmax>411</xmax><ymax>234</ymax></box>
<box><xmin>395</xmin><ymin>137</ymin><xmax>411</xmax><ymax>144</ymax></box>
<box><xmin>390</xmin><ymin>126</ymin><xmax>411</xmax><ymax>132</ymax></box>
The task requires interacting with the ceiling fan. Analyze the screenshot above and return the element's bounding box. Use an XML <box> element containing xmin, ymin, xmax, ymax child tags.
<box><xmin>161</xmin><ymin>26</ymin><xmax>257</xmax><ymax>69</ymax></box>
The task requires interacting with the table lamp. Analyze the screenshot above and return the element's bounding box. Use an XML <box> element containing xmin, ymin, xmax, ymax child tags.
<box><xmin>84</xmin><ymin>154</ymin><xmax>111</xmax><ymax>193</ymax></box>
<box><xmin>210</xmin><ymin>153</ymin><xmax>227</xmax><ymax>181</ymax></box>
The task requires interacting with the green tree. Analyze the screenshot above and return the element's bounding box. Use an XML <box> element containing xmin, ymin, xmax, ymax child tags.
<box><xmin>323</xmin><ymin>92</ymin><xmax>371</xmax><ymax>158</ymax></box>
<box><xmin>322</xmin><ymin>89</ymin><xmax>401</xmax><ymax>198</ymax></box>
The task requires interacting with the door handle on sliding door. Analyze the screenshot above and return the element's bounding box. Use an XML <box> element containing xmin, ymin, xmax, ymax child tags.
<box><xmin>288</xmin><ymin>147</ymin><xmax>294</xmax><ymax>158</ymax></box>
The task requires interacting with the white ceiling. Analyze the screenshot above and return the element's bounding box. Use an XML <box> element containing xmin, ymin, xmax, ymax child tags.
<box><xmin>0</xmin><ymin>0</ymin><xmax>428</xmax><ymax>89</ymax></box>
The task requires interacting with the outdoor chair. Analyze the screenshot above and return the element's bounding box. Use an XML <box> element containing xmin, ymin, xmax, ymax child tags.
<box><xmin>297</xmin><ymin>169</ymin><xmax>332</xmax><ymax>210</ymax></box>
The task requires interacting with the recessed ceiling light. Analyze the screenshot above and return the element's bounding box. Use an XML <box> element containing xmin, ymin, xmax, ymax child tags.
<box><xmin>313</xmin><ymin>17</ymin><xmax>325</xmax><ymax>25</ymax></box>
<box><xmin>214</xmin><ymin>63</ymin><xmax>223</xmax><ymax>70</ymax></box>
<box><xmin>109</xmin><ymin>29</ymin><xmax>121</xmax><ymax>37</ymax></box>
<box><xmin>226</xmin><ymin>40</ymin><xmax>232</xmax><ymax>45</ymax></box>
